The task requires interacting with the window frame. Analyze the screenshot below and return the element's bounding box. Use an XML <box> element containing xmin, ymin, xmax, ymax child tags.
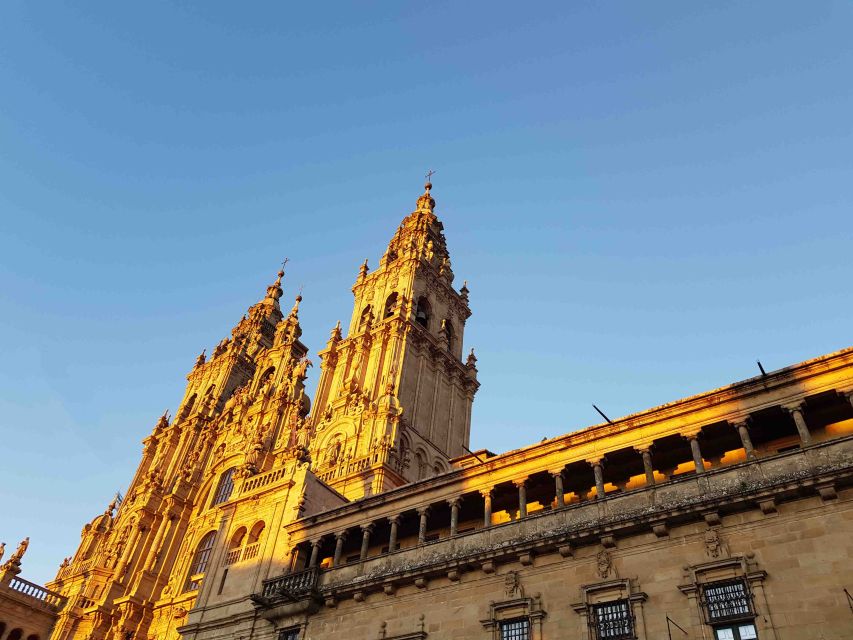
<box><xmin>701</xmin><ymin>578</ymin><xmax>754</xmax><ymax>625</ymax></box>
<box><xmin>590</xmin><ymin>598</ymin><xmax>635</xmax><ymax>640</ymax></box>
<box><xmin>183</xmin><ymin>531</ymin><xmax>217</xmax><ymax>592</ymax></box>
<box><xmin>499</xmin><ymin>617</ymin><xmax>530</xmax><ymax>640</ymax></box>
<box><xmin>713</xmin><ymin>622</ymin><xmax>758</xmax><ymax>640</ymax></box>
<box><xmin>210</xmin><ymin>467</ymin><xmax>236</xmax><ymax>507</ymax></box>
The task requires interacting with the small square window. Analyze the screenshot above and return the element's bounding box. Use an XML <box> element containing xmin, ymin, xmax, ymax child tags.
<box><xmin>591</xmin><ymin>599</ymin><xmax>634</xmax><ymax>640</ymax></box>
<box><xmin>714</xmin><ymin>623</ymin><xmax>757</xmax><ymax>640</ymax></box>
<box><xmin>278</xmin><ymin>628</ymin><xmax>300</xmax><ymax>640</ymax></box>
<box><xmin>703</xmin><ymin>579</ymin><xmax>753</xmax><ymax>623</ymax></box>
<box><xmin>499</xmin><ymin>618</ymin><xmax>529</xmax><ymax>640</ymax></box>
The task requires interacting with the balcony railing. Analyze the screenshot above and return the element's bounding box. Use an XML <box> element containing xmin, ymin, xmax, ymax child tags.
<box><xmin>258</xmin><ymin>566</ymin><xmax>319</xmax><ymax>601</ymax></box>
<box><xmin>8</xmin><ymin>576</ymin><xmax>67</xmax><ymax>612</ymax></box>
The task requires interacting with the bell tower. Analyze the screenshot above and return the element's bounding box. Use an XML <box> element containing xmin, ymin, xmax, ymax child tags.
<box><xmin>310</xmin><ymin>180</ymin><xmax>479</xmax><ymax>498</ymax></box>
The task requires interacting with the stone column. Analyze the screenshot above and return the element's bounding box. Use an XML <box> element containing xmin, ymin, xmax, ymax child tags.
<box><xmin>480</xmin><ymin>489</ymin><xmax>493</xmax><ymax>527</ymax></box>
<box><xmin>308</xmin><ymin>538</ymin><xmax>322</xmax><ymax>568</ymax></box>
<box><xmin>589</xmin><ymin>459</ymin><xmax>606</xmax><ymax>499</ymax></box>
<box><xmin>514</xmin><ymin>478</ymin><xmax>528</xmax><ymax>518</ymax></box>
<box><xmin>332</xmin><ymin>531</ymin><xmax>347</xmax><ymax>567</ymax></box>
<box><xmin>114</xmin><ymin>523</ymin><xmax>144</xmax><ymax>580</ymax></box>
<box><xmin>685</xmin><ymin>432</ymin><xmax>705</xmax><ymax>473</ymax></box>
<box><xmin>448</xmin><ymin>498</ymin><xmax>462</xmax><ymax>536</ymax></box>
<box><xmin>387</xmin><ymin>516</ymin><xmax>400</xmax><ymax>552</ymax></box>
<box><xmin>359</xmin><ymin>524</ymin><xmax>373</xmax><ymax>562</ymax></box>
<box><xmin>417</xmin><ymin>507</ymin><xmax>430</xmax><ymax>544</ymax></box>
<box><xmin>731</xmin><ymin>419</ymin><xmax>755</xmax><ymax>458</ymax></box>
<box><xmin>783</xmin><ymin>402</ymin><xmax>812</xmax><ymax>445</ymax></box>
<box><xmin>551</xmin><ymin>470</ymin><xmax>565</xmax><ymax>508</ymax></box>
<box><xmin>635</xmin><ymin>446</ymin><xmax>655</xmax><ymax>486</ymax></box>
<box><xmin>144</xmin><ymin>513</ymin><xmax>174</xmax><ymax>571</ymax></box>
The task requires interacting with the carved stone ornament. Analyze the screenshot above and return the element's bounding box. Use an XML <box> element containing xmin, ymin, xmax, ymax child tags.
<box><xmin>504</xmin><ymin>570</ymin><xmax>525</xmax><ymax>599</ymax></box>
<box><xmin>704</xmin><ymin>528</ymin><xmax>729</xmax><ymax>559</ymax></box>
<box><xmin>596</xmin><ymin>549</ymin><xmax>613</xmax><ymax>579</ymax></box>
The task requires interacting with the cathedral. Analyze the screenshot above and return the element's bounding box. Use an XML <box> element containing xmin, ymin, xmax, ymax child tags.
<box><xmin>4</xmin><ymin>181</ymin><xmax>852</xmax><ymax>640</ymax></box>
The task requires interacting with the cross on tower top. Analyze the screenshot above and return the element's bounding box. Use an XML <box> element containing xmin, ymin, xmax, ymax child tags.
<box><xmin>425</xmin><ymin>169</ymin><xmax>435</xmax><ymax>183</ymax></box>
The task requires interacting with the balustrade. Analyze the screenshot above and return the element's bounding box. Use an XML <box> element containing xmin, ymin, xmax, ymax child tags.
<box><xmin>8</xmin><ymin>576</ymin><xmax>66</xmax><ymax>611</ymax></box>
<box><xmin>260</xmin><ymin>566</ymin><xmax>318</xmax><ymax>599</ymax></box>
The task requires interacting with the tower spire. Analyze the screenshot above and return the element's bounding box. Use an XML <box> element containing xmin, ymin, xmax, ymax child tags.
<box><xmin>264</xmin><ymin>260</ymin><xmax>287</xmax><ymax>306</ymax></box>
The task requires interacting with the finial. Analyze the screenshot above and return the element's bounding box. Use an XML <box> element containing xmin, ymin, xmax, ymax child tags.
<box><xmin>289</xmin><ymin>294</ymin><xmax>302</xmax><ymax>318</ymax></box>
<box><xmin>359</xmin><ymin>259</ymin><xmax>369</xmax><ymax>279</ymax></box>
<box><xmin>417</xmin><ymin>172</ymin><xmax>436</xmax><ymax>212</ymax></box>
<box><xmin>329</xmin><ymin>320</ymin><xmax>342</xmax><ymax>343</ymax></box>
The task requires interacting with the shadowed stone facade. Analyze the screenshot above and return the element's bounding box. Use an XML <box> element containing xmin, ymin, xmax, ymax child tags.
<box><xmin>42</xmin><ymin>183</ymin><xmax>853</xmax><ymax>640</ymax></box>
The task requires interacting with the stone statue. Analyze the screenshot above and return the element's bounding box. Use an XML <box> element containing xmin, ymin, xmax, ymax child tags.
<box><xmin>328</xmin><ymin>440</ymin><xmax>342</xmax><ymax>465</ymax></box>
<box><xmin>194</xmin><ymin>350</ymin><xmax>206</xmax><ymax>368</ymax></box>
<box><xmin>0</xmin><ymin>542</ymin><xmax>5</xmax><ymax>563</ymax></box>
<box><xmin>8</xmin><ymin>537</ymin><xmax>29</xmax><ymax>565</ymax></box>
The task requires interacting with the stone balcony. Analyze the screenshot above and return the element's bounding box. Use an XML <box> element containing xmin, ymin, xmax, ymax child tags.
<box><xmin>263</xmin><ymin>435</ymin><xmax>852</xmax><ymax>608</ymax></box>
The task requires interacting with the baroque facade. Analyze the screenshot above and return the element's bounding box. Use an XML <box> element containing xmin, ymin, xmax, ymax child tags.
<box><xmin>42</xmin><ymin>182</ymin><xmax>853</xmax><ymax>640</ymax></box>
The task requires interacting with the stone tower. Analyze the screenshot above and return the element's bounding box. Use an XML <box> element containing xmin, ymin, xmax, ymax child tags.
<box><xmin>309</xmin><ymin>180</ymin><xmax>479</xmax><ymax>498</ymax></box>
<box><xmin>46</xmin><ymin>270</ymin><xmax>322</xmax><ymax>640</ymax></box>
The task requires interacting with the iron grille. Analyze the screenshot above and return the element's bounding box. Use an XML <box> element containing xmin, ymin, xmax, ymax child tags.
<box><xmin>702</xmin><ymin>579</ymin><xmax>753</xmax><ymax>623</ymax></box>
<box><xmin>591</xmin><ymin>599</ymin><xmax>635</xmax><ymax>640</ymax></box>
<box><xmin>499</xmin><ymin>618</ymin><xmax>530</xmax><ymax>640</ymax></box>
<box><xmin>278</xmin><ymin>629</ymin><xmax>300</xmax><ymax>640</ymax></box>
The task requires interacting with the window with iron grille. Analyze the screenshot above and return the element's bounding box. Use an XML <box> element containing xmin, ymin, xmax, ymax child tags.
<box><xmin>278</xmin><ymin>628</ymin><xmax>300</xmax><ymax>640</ymax></box>
<box><xmin>702</xmin><ymin>579</ymin><xmax>753</xmax><ymax>623</ymax></box>
<box><xmin>210</xmin><ymin>467</ymin><xmax>235</xmax><ymax>507</ymax></box>
<box><xmin>591</xmin><ymin>599</ymin><xmax>634</xmax><ymax>640</ymax></box>
<box><xmin>499</xmin><ymin>618</ymin><xmax>530</xmax><ymax>640</ymax></box>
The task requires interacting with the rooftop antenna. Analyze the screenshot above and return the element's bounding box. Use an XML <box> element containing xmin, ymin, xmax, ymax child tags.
<box><xmin>460</xmin><ymin>443</ymin><xmax>485</xmax><ymax>464</ymax></box>
<box><xmin>757</xmin><ymin>360</ymin><xmax>767</xmax><ymax>376</ymax></box>
<box><xmin>592</xmin><ymin>404</ymin><xmax>613</xmax><ymax>425</ymax></box>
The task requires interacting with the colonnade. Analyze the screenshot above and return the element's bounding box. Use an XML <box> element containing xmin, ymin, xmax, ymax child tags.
<box><xmin>292</xmin><ymin>391</ymin><xmax>853</xmax><ymax>571</ymax></box>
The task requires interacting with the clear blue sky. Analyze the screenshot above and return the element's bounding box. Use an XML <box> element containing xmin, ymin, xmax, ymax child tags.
<box><xmin>1</xmin><ymin>2</ymin><xmax>852</xmax><ymax>584</ymax></box>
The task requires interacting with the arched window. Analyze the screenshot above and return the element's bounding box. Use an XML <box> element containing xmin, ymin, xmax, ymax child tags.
<box><xmin>26</xmin><ymin>635</ymin><xmax>40</xmax><ymax>640</ymax></box>
<box><xmin>210</xmin><ymin>467</ymin><xmax>235</xmax><ymax>507</ymax></box>
<box><xmin>184</xmin><ymin>531</ymin><xmax>217</xmax><ymax>592</ymax></box>
<box><xmin>358</xmin><ymin>305</ymin><xmax>373</xmax><ymax>332</ymax></box>
<box><xmin>442</xmin><ymin>319</ymin><xmax>455</xmax><ymax>352</ymax></box>
<box><xmin>0</xmin><ymin>624</ymin><xmax>7</xmax><ymax>638</ymax></box>
<box><xmin>225</xmin><ymin>526</ymin><xmax>247</xmax><ymax>565</ymax></box>
<box><xmin>259</xmin><ymin>367</ymin><xmax>275</xmax><ymax>384</ymax></box>
<box><xmin>248</xmin><ymin>521</ymin><xmax>266</xmax><ymax>544</ymax></box>
<box><xmin>414</xmin><ymin>451</ymin><xmax>426</xmax><ymax>480</ymax></box>
<box><xmin>244</xmin><ymin>521</ymin><xmax>265</xmax><ymax>561</ymax></box>
<box><xmin>7</xmin><ymin>629</ymin><xmax>23</xmax><ymax>640</ymax></box>
<box><xmin>415</xmin><ymin>297</ymin><xmax>431</xmax><ymax>329</ymax></box>
<box><xmin>383</xmin><ymin>292</ymin><xmax>398</xmax><ymax>319</ymax></box>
